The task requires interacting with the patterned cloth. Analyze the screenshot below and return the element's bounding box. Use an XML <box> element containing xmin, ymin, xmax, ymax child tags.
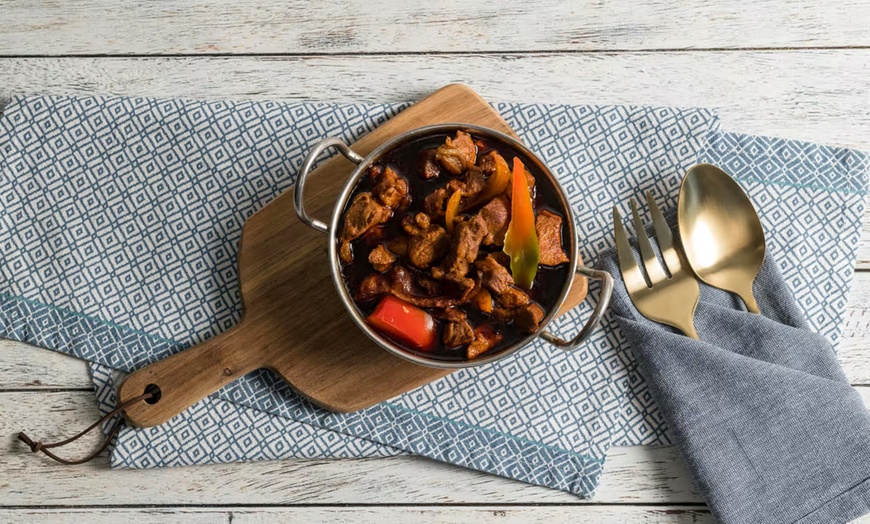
<box><xmin>1</xmin><ymin>95</ymin><xmax>865</xmax><ymax>497</ymax></box>
<box><xmin>0</xmin><ymin>95</ymin><xmax>717</xmax><ymax>496</ymax></box>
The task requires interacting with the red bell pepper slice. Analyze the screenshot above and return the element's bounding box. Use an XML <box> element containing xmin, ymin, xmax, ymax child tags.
<box><xmin>366</xmin><ymin>296</ymin><xmax>437</xmax><ymax>350</ymax></box>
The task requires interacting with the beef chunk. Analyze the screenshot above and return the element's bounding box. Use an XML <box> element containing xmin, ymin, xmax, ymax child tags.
<box><xmin>424</xmin><ymin>187</ymin><xmax>449</xmax><ymax>219</ymax></box>
<box><xmin>373</xmin><ymin>166</ymin><xmax>409</xmax><ymax>209</ymax></box>
<box><xmin>466</xmin><ymin>325</ymin><xmax>504</xmax><ymax>359</ymax></box>
<box><xmin>406</xmin><ymin>295</ymin><xmax>463</xmax><ymax>309</ymax></box>
<box><xmin>503</xmin><ymin>167</ymin><xmax>536</xmax><ymax>199</ymax></box>
<box><xmin>357</xmin><ymin>265</ymin><xmax>462</xmax><ymax>309</ymax></box>
<box><xmin>435</xmin><ymin>214</ymin><xmax>487</xmax><ymax>278</ymax></box>
<box><xmin>443</xmin><ymin>317</ymin><xmax>474</xmax><ymax>347</ymax></box>
<box><xmin>367</xmin><ymin>164</ymin><xmax>383</xmax><ymax>181</ymax></box>
<box><xmin>465</xmin><ymin>168</ymin><xmax>487</xmax><ymax>198</ymax></box>
<box><xmin>435</xmin><ymin>307</ymin><xmax>468</xmax><ymax>322</ymax></box>
<box><xmin>497</xmin><ymin>287</ymin><xmax>531</xmax><ymax>308</ymax></box>
<box><xmin>515</xmin><ymin>303</ymin><xmax>545</xmax><ymax>333</ymax></box>
<box><xmin>440</xmin><ymin>308</ymin><xmax>475</xmax><ymax>347</ymax></box>
<box><xmin>478</xmin><ymin>195</ymin><xmax>510</xmax><ymax>246</ymax></box>
<box><xmin>339</xmin><ymin>192</ymin><xmax>392</xmax><ymax>263</ymax></box>
<box><xmin>536</xmin><ymin>209</ymin><xmax>569</xmax><ymax>266</ymax></box>
<box><xmin>368</xmin><ymin>244</ymin><xmax>396</xmax><ymax>273</ymax></box>
<box><xmin>447</xmin><ymin>167</ymin><xmax>487</xmax><ymax>200</ymax></box>
<box><xmin>441</xmin><ymin>272</ymin><xmax>479</xmax><ymax>301</ymax></box>
<box><xmin>358</xmin><ymin>265</ymin><xmax>414</xmax><ymax>301</ymax></box>
<box><xmin>476</xmin><ymin>255</ymin><xmax>530</xmax><ymax>307</ymax></box>
<box><xmin>384</xmin><ymin>236</ymin><xmax>408</xmax><ymax>257</ymax></box>
<box><xmin>490</xmin><ymin>302</ymin><xmax>544</xmax><ymax>333</ymax></box>
<box><xmin>489</xmin><ymin>251</ymin><xmax>511</xmax><ymax>269</ymax></box>
<box><xmin>447</xmin><ymin>167</ymin><xmax>485</xmax><ymax>198</ymax></box>
<box><xmin>402</xmin><ymin>213</ymin><xmax>449</xmax><ymax>270</ymax></box>
<box><xmin>477</xmin><ymin>150</ymin><xmax>496</xmax><ymax>175</ymax></box>
<box><xmin>435</xmin><ymin>131</ymin><xmax>477</xmax><ymax>175</ymax></box>
<box><xmin>416</xmin><ymin>273</ymin><xmax>442</xmax><ymax>296</ymax></box>
<box><xmin>362</xmin><ymin>225</ymin><xmax>387</xmax><ymax>245</ymax></box>
<box><xmin>478</xmin><ymin>150</ymin><xmax>506</xmax><ymax>176</ymax></box>
<box><xmin>475</xmin><ymin>255</ymin><xmax>514</xmax><ymax>295</ymax></box>
<box><xmin>388</xmin><ymin>265</ymin><xmax>415</xmax><ymax>295</ymax></box>
<box><xmin>394</xmin><ymin>291</ymin><xmax>462</xmax><ymax>309</ymax></box>
<box><xmin>405</xmin><ymin>212</ymin><xmax>430</xmax><ymax>230</ymax></box>
<box><xmin>357</xmin><ymin>273</ymin><xmax>390</xmax><ymax>302</ymax></box>
<box><xmin>358</xmin><ymin>262</ymin><xmax>476</xmax><ymax>307</ymax></box>
<box><xmin>489</xmin><ymin>306</ymin><xmax>515</xmax><ymax>323</ymax></box>
<box><xmin>420</xmin><ymin>149</ymin><xmax>441</xmax><ymax>180</ymax></box>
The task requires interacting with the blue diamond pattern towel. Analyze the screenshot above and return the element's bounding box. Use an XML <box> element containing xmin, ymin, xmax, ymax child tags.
<box><xmin>1</xmin><ymin>95</ymin><xmax>865</xmax><ymax>498</ymax></box>
<box><xmin>1</xmin><ymin>95</ymin><xmax>718</xmax><ymax>495</ymax></box>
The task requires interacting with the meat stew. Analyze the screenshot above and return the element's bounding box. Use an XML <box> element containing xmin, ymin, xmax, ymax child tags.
<box><xmin>338</xmin><ymin>131</ymin><xmax>572</xmax><ymax>362</ymax></box>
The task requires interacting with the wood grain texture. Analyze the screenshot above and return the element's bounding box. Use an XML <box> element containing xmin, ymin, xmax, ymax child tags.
<box><xmin>1</xmin><ymin>393</ymin><xmax>695</xmax><ymax>505</ymax></box>
<box><xmin>118</xmin><ymin>85</ymin><xmax>590</xmax><ymax>426</ymax></box>
<box><xmin>2</xmin><ymin>52</ymin><xmax>869</xmax><ymax>150</ymax></box>
<box><xmin>840</xmin><ymin>271</ymin><xmax>870</xmax><ymax>385</ymax></box>
<box><xmin>856</xmin><ymin>202</ymin><xmax>870</xmax><ymax>270</ymax></box>
<box><xmin>2</xmin><ymin>390</ymin><xmax>867</xmax><ymax>506</ymax></box>
<box><xmin>2</xmin><ymin>0</ymin><xmax>869</xmax><ymax>55</ymax></box>
<box><xmin>0</xmin><ymin>507</ymin><xmax>716</xmax><ymax>523</ymax></box>
<box><xmin>0</xmin><ymin>339</ymin><xmax>91</xmax><ymax>389</ymax></box>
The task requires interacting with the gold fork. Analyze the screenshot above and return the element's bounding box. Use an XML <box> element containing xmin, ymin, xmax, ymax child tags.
<box><xmin>613</xmin><ymin>192</ymin><xmax>700</xmax><ymax>339</ymax></box>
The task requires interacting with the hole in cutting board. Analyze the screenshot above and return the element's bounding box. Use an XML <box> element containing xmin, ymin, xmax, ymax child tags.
<box><xmin>144</xmin><ymin>384</ymin><xmax>162</xmax><ymax>404</ymax></box>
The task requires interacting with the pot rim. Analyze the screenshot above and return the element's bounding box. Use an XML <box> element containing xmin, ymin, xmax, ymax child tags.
<box><xmin>327</xmin><ymin>123</ymin><xmax>578</xmax><ymax>369</ymax></box>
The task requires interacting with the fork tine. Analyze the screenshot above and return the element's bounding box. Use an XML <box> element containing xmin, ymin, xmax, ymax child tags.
<box><xmin>613</xmin><ymin>207</ymin><xmax>648</xmax><ymax>291</ymax></box>
<box><xmin>630</xmin><ymin>198</ymin><xmax>668</xmax><ymax>283</ymax></box>
<box><xmin>646</xmin><ymin>191</ymin><xmax>680</xmax><ymax>274</ymax></box>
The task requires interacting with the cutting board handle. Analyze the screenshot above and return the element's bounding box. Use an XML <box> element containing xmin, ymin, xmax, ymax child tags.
<box><xmin>118</xmin><ymin>324</ymin><xmax>257</xmax><ymax>428</ymax></box>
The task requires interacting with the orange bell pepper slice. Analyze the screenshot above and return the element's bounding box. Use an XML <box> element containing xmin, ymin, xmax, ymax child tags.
<box><xmin>474</xmin><ymin>152</ymin><xmax>511</xmax><ymax>204</ymax></box>
<box><xmin>503</xmin><ymin>157</ymin><xmax>540</xmax><ymax>290</ymax></box>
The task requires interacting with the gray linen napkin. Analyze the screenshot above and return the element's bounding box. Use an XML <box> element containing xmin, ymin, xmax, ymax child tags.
<box><xmin>596</xmin><ymin>232</ymin><xmax>870</xmax><ymax>524</ymax></box>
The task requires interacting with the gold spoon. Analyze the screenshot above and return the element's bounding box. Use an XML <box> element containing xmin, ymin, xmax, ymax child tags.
<box><xmin>677</xmin><ymin>164</ymin><xmax>765</xmax><ymax>313</ymax></box>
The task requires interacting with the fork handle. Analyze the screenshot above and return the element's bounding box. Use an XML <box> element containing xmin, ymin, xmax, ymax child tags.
<box><xmin>540</xmin><ymin>266</ymin><xmax>614</xmax><ymax>351</ymax></box>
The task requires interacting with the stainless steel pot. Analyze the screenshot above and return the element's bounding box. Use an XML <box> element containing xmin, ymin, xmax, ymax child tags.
<box><xmin>293</xmin><ymin>123</ymin><xmax>612</xmax><ymax>368</ymax></box>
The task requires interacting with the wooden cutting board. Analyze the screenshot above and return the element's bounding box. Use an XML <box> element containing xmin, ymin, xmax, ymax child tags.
<box><xmin>119</xmin><ymin>84</ymin><xmax>588</xmax><ymax>427</ymax></box>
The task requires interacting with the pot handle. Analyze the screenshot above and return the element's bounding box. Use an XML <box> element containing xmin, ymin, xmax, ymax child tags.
<box><xmin>294</xmin><ymin>137</ymin><xmax>366</xmax><ymax>234</ymax></box>
<box><xmin>539</xmin><ymin>266</ymin><xmax>613</xmax><ymax>351</ymax></box>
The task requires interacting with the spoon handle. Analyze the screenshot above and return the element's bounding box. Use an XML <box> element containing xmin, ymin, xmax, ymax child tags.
<box><xmin>736</xmin><ymin>284</ymin><xmax>761</xmax><ymax>314</ymax></box>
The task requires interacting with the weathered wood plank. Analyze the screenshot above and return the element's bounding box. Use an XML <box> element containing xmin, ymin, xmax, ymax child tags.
<box><xmin>841</xmin><ymin>272</ymin><xmax>870</xmax><ymax>385</ymax></box>
<box><xmin>856</xmin><ymin>202</ymin><xmax>870</xmax><ymax>271</ymax></box>
<box><xmin>0</xmin><ymin>506</ymin><xmax>715</xmax><ymax>524</ymax></box>
<box><xmin>1</xmin><ymin>52</ymin><xmax>869</xmax><ymax>150</ymax></box>
<box><xmin>0</xmin><ymin>391</ymin><xmax>695</xmax><ymax>505</ymax></box>
<box><xmin>2</xmin><ymin>0</ymin><xmax>868</xmax><ymax>55</ymax></box>
<box><xmin>0</xmin><ymin>509</ymin><xmax>226</xmax><ymax>523</ymax></box>
<box><xmin>0</xmin><ymin>339</ymin><xmax>91</xmax><ymax>389</ymax></box>
<box><xmin>1</xmin><ymin>390</ymin><xmax>867</xmax><ymax>506</ymax></box>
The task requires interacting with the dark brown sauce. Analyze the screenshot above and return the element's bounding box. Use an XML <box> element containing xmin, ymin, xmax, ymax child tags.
<box><xmin>339</xmin><ymin>132</ymin><xmax>571</xmax><ymax>362</ymax></box>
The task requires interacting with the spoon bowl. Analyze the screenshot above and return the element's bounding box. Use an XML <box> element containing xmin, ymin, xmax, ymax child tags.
<box><xmin>677</xmin><ymin>164</ymin><xmax>765</xmax><ymax>313</ymax></box>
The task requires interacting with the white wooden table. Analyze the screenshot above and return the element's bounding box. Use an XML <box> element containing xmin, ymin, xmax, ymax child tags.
<box><xmin>1</xmin><ymin>2</ymin><xmax>869</xmax><ymax>522</ymax></box>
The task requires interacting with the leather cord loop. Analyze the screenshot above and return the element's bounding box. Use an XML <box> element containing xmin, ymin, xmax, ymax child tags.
<box><xmin>17</xmin><ymin>391</ymin><xmax>154</xmax><ymax>465</ymax></box>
